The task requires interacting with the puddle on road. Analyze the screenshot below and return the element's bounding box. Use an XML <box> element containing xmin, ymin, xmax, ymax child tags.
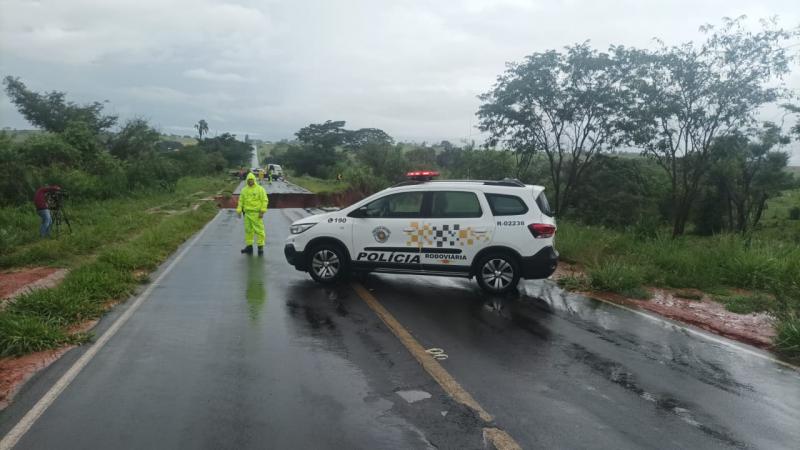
<box><xmin>396</xmin><ymin>390</ymin><xmax>432</xmax><ymax>404</ymax></box>
<box><xmin>245</xmin><ymin>258</ymin><xmax>267</xmax><ymax>322</ymax></box>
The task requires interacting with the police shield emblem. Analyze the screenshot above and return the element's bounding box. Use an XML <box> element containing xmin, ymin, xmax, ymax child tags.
<box><xmin>372</xmin><ymin>226</ymin><xmax>391</xmax><ymax>243</ymax></box>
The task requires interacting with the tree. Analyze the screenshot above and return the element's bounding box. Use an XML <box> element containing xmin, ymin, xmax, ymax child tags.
<box><xmin>281</xmin><ymin>144</ymin><xmax>338</xmax><ymax>178</ymax></box>
<box><xmin>3</xmin><ymin>76</ymin><xmax>117</xmax><ymax>133</ymax></box>
<box><xmin>197</xmin><ymin>133</ymin><xmax>251</xmax><ymax>167</ymax></box>
<box><xmin>701</xmin><ymin>123</ymin><xmax>793</xmax><ymax>233</ymax></box>
<box><xmin>782</xmin><ymin>104</ymin><xmax>800</xmax><ymax>141</ymax></box>
<box><xmin>404</xmin><ymin>146</ymin><xmax>437</xmax><ymax>169</ymax></box>
<box><xmin>569</xmin><ymin>154</ymin><xmax>670</xmax><ymax>229</ymax></box>
<box><xmin>195</xmin><ymin>119</ymin><xmax>209</xmax><ymax>140</ymax></box>
<box><xmin>477</xmin><ymin>43</ymin><xmax>626</xmax><ymax>215</ymax></box>
<box><xmin>295</xmin><ymin>120</ymin><xmax>348</xmax><ymax>150</ymax></box>
<box><xmin>109</xmin><ymin>118</ymin><xmax>160</xmax><ymax>160</ymax></box>
<box><xmin>345</xmin><ymin>128</ymin><xmax>394</xmax><ymax>149</ymax></box>
<box><xmin>621</xmin><ymin>17</ymin><xmax>795</xmax><ymax>236</ymax></box>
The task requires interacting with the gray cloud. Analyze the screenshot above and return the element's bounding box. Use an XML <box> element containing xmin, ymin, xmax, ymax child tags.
<box><xmin>1</xmin><ymin>0</ymin><xmax>798</xmax><ymax>161</ymax></box>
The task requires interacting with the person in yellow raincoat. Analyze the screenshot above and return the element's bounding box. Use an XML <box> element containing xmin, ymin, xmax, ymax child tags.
<box><xmin>237</xmin><ymin>172</ymin><xmax>269</xmax><ymax>255</ymax></box>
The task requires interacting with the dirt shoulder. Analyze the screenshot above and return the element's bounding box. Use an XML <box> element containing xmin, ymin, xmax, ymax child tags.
<box><xmin>0</xmin><ymin>267</ymin><xmax>68</xmax><ymax>302</ymax></box>
<box><xmin>552</xmin><ymin>263</ymin><xmax>776</xmax><ymax>350</ymax></box>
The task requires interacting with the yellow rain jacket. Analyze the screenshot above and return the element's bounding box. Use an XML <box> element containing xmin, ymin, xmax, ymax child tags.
<box><xmin>237</xmin><ymin>173</ymin><xmax>269</xmax><ymax>246</ymax></box>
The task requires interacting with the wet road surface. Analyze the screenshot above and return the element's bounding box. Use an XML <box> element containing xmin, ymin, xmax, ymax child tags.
<box><xmin>1</xmin><ymin>209</ymin><xmax>798</xmax><ymax>449</ymax></box>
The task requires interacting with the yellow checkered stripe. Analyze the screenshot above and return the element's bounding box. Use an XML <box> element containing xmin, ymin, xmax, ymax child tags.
<box><xmin>404</xmin><ymin>222</ymin><xmax>488</xmax><ymax>247</ymax></box>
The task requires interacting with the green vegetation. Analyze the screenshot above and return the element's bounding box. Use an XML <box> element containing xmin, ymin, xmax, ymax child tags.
<box><xmin>714</xmin><ymin>293</ymin><xmax>774</xmax><ymax>315</ymax></box>
<box><xmin>0</xmin><ymin>177</ymin><xmax>230</xmax><ymax>265</ymax></box>
<box><xmin>288</xmin><ymin>174</ymin><xmax>351</xmax><ymax>195</ymax></box>
<box><xmin>0</xmin><ymin>177</ymin><xmax>230</xmax><ymax>357</ymax></box>
<box><xmin>586</xmin><ymin>259</ymin><xmax>650</xmax><ymax>299</ymax></box>
<box><xmin>557</xmin><ymin>222</ymin><xmax>800</xmax><ymax>292</ymax></box>
<box><xmin>556</xmin><ymin>221</ymin><xmax>800</xmax><ymax>355</ymax></box>
<box><xmin>0</xmin><ymin>77</ymin><xmax>244</xmax><ymax>358</ymax></box>
<box><xmin>1</xmin><ymin>78</ymin><xmax>250</xmax><ymax>207</ymax></box>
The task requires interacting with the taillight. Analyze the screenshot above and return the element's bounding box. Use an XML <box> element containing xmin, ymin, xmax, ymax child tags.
<box><xmin>529</xmin><ymin>223</ymin><xmax>556</xmax><ymax>238</ymax></box>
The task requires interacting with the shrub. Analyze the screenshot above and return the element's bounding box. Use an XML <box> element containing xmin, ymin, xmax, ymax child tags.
<box><xmin>588</xmin><ymin>259</ymin><xmax>649</xmax><ymax>299</ymax></box>
<box><xmin>715</xmin><ymin>293</ymin><xmax>773</xmax><ymax>314</ymax></box>
<box><xmin>775</xmin><ymin>312</ymin><xmax>800</xmax><ymax>357</ymax></box>
<box><xmin>790</xmin><ymin>207</ymin><xmax>800</xmax><ymax>220</ymax></box>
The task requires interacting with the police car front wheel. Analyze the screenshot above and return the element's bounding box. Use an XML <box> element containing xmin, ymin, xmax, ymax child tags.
<box><xmin>308</xmin><ymin>244</ymin><xmax>348</xmax><ymax>284</ymax></box>
<box><xmin>476</xmin><ymin>254</ymin><xmax>520</xmax><ymax>294</ymax></box>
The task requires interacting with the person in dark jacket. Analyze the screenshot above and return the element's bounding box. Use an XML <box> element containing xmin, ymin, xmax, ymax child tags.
<box><xmin>34</xmin><ymin>185</ymin><xmax>61</xmax><ymax>237</ymax></box>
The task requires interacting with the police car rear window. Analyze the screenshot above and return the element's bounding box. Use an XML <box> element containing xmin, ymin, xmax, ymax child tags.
<box><xmin>536</xmin><ymin>192</ymin><xmax>553</xmax><ymax>217</ymax></box>
<box><xmin>485</xmin><ymin>194</ymin><xmax>528</xmax><ymax>216</ymax></box>
<box><xmin>430</xmin><ymin>191</ymin><xmax>482</xmax><ymax>218</ymax></box>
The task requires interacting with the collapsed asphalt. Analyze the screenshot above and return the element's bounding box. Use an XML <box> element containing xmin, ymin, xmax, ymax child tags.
<box><xmin>1</xmin><ymin>208</ymin><xmax>798</xmax><ymax>449</ymax></box>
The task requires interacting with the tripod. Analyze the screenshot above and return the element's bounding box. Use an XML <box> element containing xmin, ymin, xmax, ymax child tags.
<box><xmin>45</xmin><ymin>192</ymin><xmax>72</xmax><ymax>237</ymax></box>
<box><xmin>50</xmin><ymin>204</ymin><xmax>71</xmax><ymax>236</ymax></box>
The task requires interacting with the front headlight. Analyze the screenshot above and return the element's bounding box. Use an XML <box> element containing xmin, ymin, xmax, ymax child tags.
<box><xmin>290</xmin><ymin>223</ymin><xmax>317</xmax><ymax>234</ymax></box>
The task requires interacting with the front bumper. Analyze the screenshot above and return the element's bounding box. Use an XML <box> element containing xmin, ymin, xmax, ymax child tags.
<box><xmin>284</xmin><ymin>243</ymin><xmax>307</xmax><ymax>271</ymax></box>
<box><xmin>520</xmin><ymin>246</ymin><xmax>559</xmax><ymax>279</ymax></box>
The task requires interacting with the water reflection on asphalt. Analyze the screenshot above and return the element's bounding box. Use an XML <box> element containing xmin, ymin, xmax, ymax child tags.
<box><xmin>245</xmin><ymin>257</ymin><xmax>267</xmax><ymax>322</ymax></box>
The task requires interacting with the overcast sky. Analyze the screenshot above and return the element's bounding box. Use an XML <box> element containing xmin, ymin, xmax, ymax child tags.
<box><xmin>1</xmin><ymin>0</ymin><xmax>799</xmax><ymax>161</ymax></box>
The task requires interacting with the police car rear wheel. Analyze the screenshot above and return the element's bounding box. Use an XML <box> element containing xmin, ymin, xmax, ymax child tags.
<box><xmin>308</xmin><ymin>245</ymin><xmax>347</xmax><ymax>284</ymax></box>
<box><xmin>477</xmin><ymin>254</ymin><xmax>520</xmax><ymax>294</ymax></box>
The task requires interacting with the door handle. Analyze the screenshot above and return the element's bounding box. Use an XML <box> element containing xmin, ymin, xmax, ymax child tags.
<box><xmin>473</xmin><ymin>228</ymin><xmax>488</xmax><ymax>233</ymax></box>
<box><xmin>403</xmin><ymin>227</ymin><xmax>415</xmax><ymax>232</ymax></box>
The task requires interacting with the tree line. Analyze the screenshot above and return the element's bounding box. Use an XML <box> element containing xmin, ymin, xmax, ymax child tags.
<box><xmin>0</xmin><ymin>77</ymin><xmax>251</xmax><ymax>206</ymax></box>
<box><xmin>276</xmin><ymin>17</ymin><xmax>800</xmax><ymax>237</ymax></box>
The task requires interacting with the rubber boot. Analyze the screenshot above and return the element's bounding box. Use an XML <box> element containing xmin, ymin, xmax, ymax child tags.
<box><xmin>241</xmin><ymin>245</ymin><xmax>253</xmax><ymax>254</ymax></box>
<box><xmin>257</xmin><ymin>246</ymin><xmax>264</xmax><ymax>256</ymax></box>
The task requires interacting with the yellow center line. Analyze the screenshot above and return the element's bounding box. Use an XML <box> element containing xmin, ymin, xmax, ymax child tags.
<box><xmin>351</xmin><ymin>282</ymin><xmax>522</xmax><ymax>450</ymax></box>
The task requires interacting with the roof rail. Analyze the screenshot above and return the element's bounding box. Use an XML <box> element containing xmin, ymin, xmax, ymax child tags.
<box><xmin>391</xmin><ymin>180</ymin><xmax>426</xmax><ymax>187</ymax></box>
<box><xmin>483</xmin><ymin>178</ymin><xmax>526</xmax><ymax>187</ymax></box>
<box><xmin>391</xmin><ymin>178</ymin><xmax>527</xmax><ymax>188</ymax></box>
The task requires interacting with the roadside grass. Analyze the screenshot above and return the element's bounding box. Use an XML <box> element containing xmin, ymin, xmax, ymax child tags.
<box><xmin>775</xmin><ymin>313</ymin><xmax>800</xmax><ymax>356</ymax></box>
<box><xmin>0</xmin><ymin>177</ymin><xmax>229</xmax><ymax>267</ymax></box>
<box><xmin>713</xmin><ymin>293</ymin><xmax>774</xmax><ymax>315</ymax></box>
<box><xmin>556</xmin><ymin>274</ymin><xmax>591</xmax><ymax>291</ymax></box>
<box><xmin>288</xmin><ymin>174</ymin><xmax>352</xmax><ymax>194</ymax></box>
<box><xmin>556</xmin><ymin>220</ymin><xmax>800</xmax><ymax>356</ymax></box>
<box><xmin>587</xmin><ymin>258</ymin><xmax>651</xmax><ymax>299</ymax></box>
<box><xmin>0</xmin><ymin>177</ymin><xmax>232</xmax><ymax>357</ymax></box>
<box><xmin>759</xmin><ymin>187</ymin><xmax>800</xmax><ymax>243</ymax></box>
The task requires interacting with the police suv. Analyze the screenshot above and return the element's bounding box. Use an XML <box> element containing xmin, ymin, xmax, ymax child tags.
<box><xmin>284</xmin><ymin>172</ymin><xmax>558</xmax><ymax>294</ymax></box>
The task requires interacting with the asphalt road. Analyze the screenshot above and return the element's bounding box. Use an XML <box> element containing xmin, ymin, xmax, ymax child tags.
<box><xmin>1</xmin><ymin>209</ymin><xmax>798</xmax><ymax>449</ymax></box>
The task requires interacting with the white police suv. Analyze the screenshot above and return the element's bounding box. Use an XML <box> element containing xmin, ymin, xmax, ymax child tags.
<box><xmin>284</xmin><ymin>172</ymin><xmax>558</xmax><ymax>294</ymax></box>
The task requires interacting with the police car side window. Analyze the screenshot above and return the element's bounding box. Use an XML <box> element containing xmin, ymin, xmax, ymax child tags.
<box><xmin>486</xmin><ymin>194</ymin><xmax>528</xmax><ymax>216</ymax></box>
<box><xmin>430</xmin><ymin>191</ymin><xmax>482</xmax><ymax>218</ymax></box>
<box><xmin>364</xmin><ymin>192</ymin><xmax>424</xmax><ymax>218</ymax></box>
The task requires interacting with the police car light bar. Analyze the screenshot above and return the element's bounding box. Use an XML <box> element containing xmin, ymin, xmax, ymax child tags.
<box><xmin>406</xmin><ymin>171</ymin><xmax>439</xmax><ymax>179</ymax></box>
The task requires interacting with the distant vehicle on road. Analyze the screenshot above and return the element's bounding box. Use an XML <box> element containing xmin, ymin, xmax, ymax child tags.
<box><xmin>284</xmin><ymin>171</ymin><xmax>558</xmax><ymax>294</ymax></box>
<box><xmin>267</xmin><ymin>164</ymin><xmax>284</xmax><ymax>181</ymax></box>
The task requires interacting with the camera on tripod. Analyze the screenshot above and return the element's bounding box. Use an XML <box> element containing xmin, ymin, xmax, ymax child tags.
<box><xmin>44</xmin><ymin>190</ymin><xmax>71</xmax><ymax>235</ymax></box>
<box><xmin>45</xmin><ymin>190</ymin><xmax>69</xmax><ymax>210</ymax></box>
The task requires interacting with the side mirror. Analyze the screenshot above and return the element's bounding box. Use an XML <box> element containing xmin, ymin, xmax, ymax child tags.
<box><xmin>348</xmin><ymin>206</ymin><xmax>368</xmax><ymax>218</ymax></box>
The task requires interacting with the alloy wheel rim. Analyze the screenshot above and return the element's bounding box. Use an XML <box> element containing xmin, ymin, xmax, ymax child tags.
<box><xmin>481</xmin><ymin>258</ymin><xmax>513</xmax><ymax>290</ymax></box>
<box><xmin>312</xmin><ymin>250</ymin><xmax>340</xmax><ymax>280</ymax></box>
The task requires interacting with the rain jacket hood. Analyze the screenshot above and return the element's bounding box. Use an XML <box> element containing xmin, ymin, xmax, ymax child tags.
<box><xmin>246</xmin><ymin>172</ymin><xmax>257</xmax><ymax>183</ymax></box>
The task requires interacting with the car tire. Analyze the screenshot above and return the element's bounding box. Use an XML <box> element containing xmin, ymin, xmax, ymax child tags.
<box><xmin>475</xmin><ymin>253</ymin><xmax>520</xmax><ymax>295</ymax></box>
<box><xmin>307</xmin><ymin>244</ymin><xmax>348</xmax><ymax>284</ymax></box>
